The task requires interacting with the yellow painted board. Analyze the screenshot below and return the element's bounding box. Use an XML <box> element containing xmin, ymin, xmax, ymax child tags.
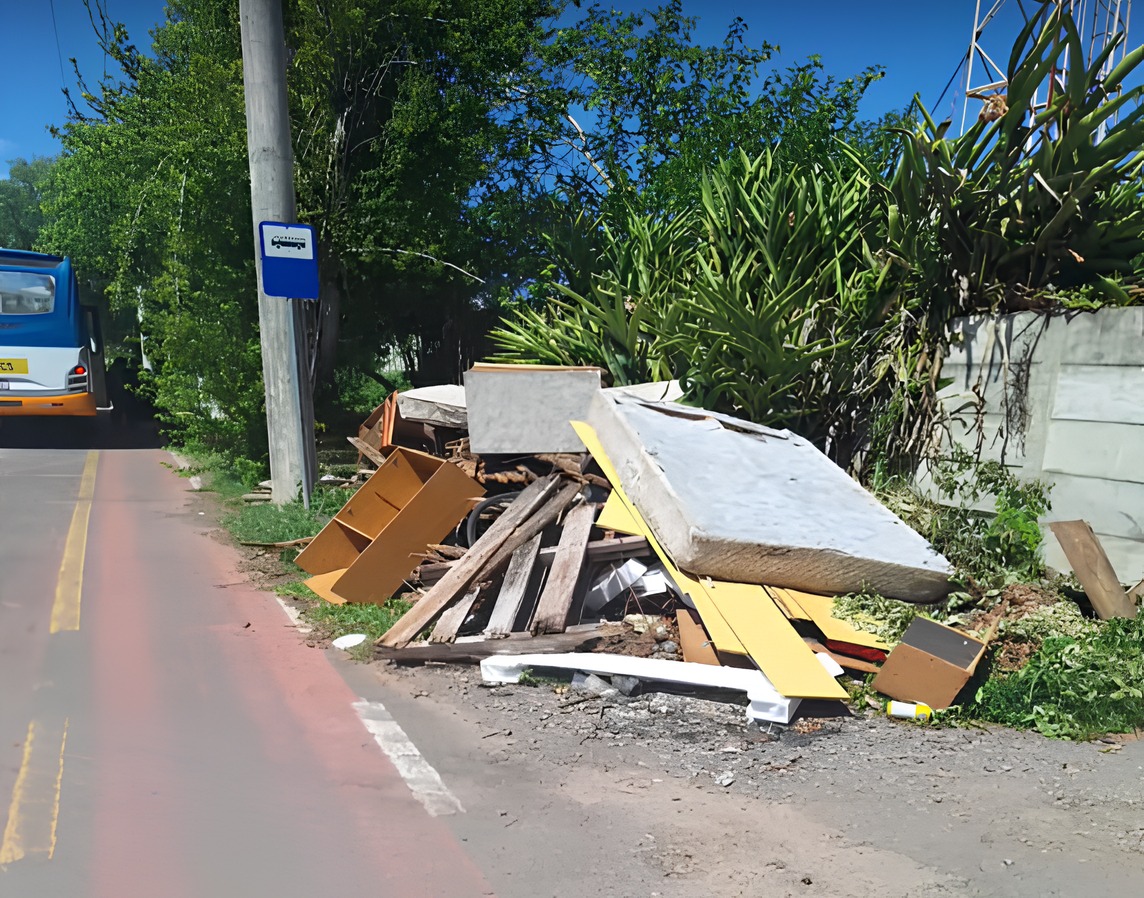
<box><xmin>779</xmin><ymin>588</ymin><xmax>890</xmax><ymax>651</ymax></box>
<box><xmin>597</xmin><ymin>491</ymin><xmax>639</xmax><ymax>535</ymax></box>
<box><xmin>703</xmin><ymin>580</ymin><xmax>849</xmax><ymax>700</ymax></box>
<box><xmin>571</xmin><ymin>421</ymin><xmax>746</xmax><ymax>656</ymax></box>
<box><xmin>766</xmin><ymin>586</ymin><xmax>811</xmax><ymax>621</ymax></box>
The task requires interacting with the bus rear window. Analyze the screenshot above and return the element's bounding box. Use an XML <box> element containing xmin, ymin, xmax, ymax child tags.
<box><xmin>0</xmin><ymin>272</ymin><xmax>56</xmax><ymax>314</ymax></box>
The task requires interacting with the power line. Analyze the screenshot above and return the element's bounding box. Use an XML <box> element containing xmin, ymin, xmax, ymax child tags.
<box><xmin>47</xmin><ymin>0</ymin><xmax>69</xmax><ymax>93</ymax></box>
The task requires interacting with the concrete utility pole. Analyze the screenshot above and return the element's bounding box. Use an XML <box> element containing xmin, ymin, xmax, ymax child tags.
<box><xmin>239</xmin><ymin>0</ymin><xmax>317</xmax><ymax>504</ymax></box>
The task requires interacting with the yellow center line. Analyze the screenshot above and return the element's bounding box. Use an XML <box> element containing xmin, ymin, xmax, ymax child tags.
<box><xmin>50</xmin><ymin>451</ymin><xmax>99</xmax><ymax>634</ymax></box>
<box><xmin>0</xmin><ymin>719</ymin><xmax>69</xmax><ymax>865</ymax></box>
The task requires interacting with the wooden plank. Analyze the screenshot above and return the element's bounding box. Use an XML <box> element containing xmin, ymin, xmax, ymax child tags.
<box><xmin>1049</xmin><ymin>520</ymin><xmax>1136</xmax><ymax>620</ymax></box>
<box><xmin>531</xmin><ymin>501</ymin><xmax>598</xmax><ymax>634</ymax></box>
<box><xmin>429</xmin><ymin>585</ymin><xmax>482</xmax><ymax>643</ymax></box>
<box><xmin>377</xmin><ymin>625</ymin><xmax>620</xmax><ymax>664</ymax></box>
<box><xmin>473</xmin><ymin>481</ymin><xmax>581</xmax><ymax>581</ymax></box>
<box><xmin>348</xmin><ymin>435</ymin><xmax>387</xmax><ymax>467</ymax></box>
<box><xmin>597</xmin><ymin>491</ymin><xmax>639</xmax><ymax>534</ymax></box>
<box><xmin>537</xmin><ymin>534</ymin><xmax>649</xmax><ymax>564</ymax></box>
<box><xmin>776</xmin><ymin>588</ymin><xmax>889</xmax><ymax>650</ymax></box>
<box><xmin>484</xmin><ymin>534</ymin><xmax>544</xmax><ymax>637</ymax></box>
<box><xmin>570</xmin><ymin>422</ymin><xmax>747</xmax><ymax>656</ymax></box>
<box><xmin>676</xmin><ymin>608</ymin><xmax>719</xmax><ymax>665</ymax></box>
<box><xmin>802</xmin><ymin>638</ymin><xmax>881</xmax><ymax>674</ymax></box>
<box><xmin>379</xmin><ymin>475</ymin><xmax>561</xmax><ymax>647</ymax></box>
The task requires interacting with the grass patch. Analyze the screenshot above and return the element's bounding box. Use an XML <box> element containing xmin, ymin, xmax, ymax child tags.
<box><xmin>275</xmin><ymin>580</ymin><xmax>319</xmax><ymax>601</ymax></box>
<box><xmin>220</xmin><ymin>488</ymin><xmax>344</xmax><ymax>544</ymax></box>
<box><xmin>301</xmin><ymin>598</ymin><xmax>413</xmax><ymax>643</ymax></box>
<box><xmin>967</xmin><ymin>611</ymin><xmax>1144</xmax><ymax>740</ymax></box>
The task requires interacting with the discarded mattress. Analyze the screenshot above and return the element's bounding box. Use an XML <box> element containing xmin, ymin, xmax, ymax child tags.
<box><xmin>480</xmin><ymin>652</ymin><xmax>801</xmax><ymax>723</ymax></box>
<box><xmin>585</xmin><ymin>393</ymin><xmax>953</xmax><ymax>602</ymax></box>
<box><xmin>396</xmin><ymin>384</ymin><xmax>468</xmax><ymax>429</ymax></box>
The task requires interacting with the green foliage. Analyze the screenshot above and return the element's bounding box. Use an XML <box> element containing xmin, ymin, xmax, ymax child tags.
<box><xmin>302</xmin><ymin>598</ymin><xmax>413</xmax><ymax>643</ymax></box>
<box><xmin>887</xmin><ymin>3</ymin><xmax>1144</xmax><ymax>315</ymax></box>
<box><xmin>872</xmin><ymin>448</ymin><xmax>1052</xmax><ymax>587</ymax></box>
<box><xmin>970</xmin><ymin>613</ymin><xmax>1144</xmax><ymax>739</ymax></box>
<box><xmin>832</xmin><ymin>590</ymin><xmax>930</xmax><ymax>645</ymax></box>
<box><xmin>0</xmin><ymin>157</ymin><xmax>54</xmax><ymax>249</ymax></box>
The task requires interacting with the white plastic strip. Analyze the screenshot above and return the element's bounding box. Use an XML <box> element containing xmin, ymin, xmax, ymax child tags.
<box><xmin>352</xmin><ymin>700</ymin><xmax>464</xmax><ymax>817</ymax></box>
<box><xmin>480</xmin><ymin>652</ymin><xmax>801</xmax><ymax>724</ymax></box>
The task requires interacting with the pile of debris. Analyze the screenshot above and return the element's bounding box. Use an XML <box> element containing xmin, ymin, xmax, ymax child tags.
<box><xmin>292</xmin><ymin>364</ymin><xmax>1135</xmax><ymax>725</ymax></box>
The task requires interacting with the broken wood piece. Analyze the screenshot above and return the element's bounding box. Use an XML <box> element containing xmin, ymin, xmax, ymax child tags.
<box><xmin>348</xmin><ymin>436</ymin><xmax>387</xmax><ymax>468</ymax></box>
<box><xmin>531</xmin><ymin>500</ymin><xmax>598</xmax><ymax>635</ymax></box>
<box><xmin>1049</xmin><ymin>520</ymin><xmax>1136</xmax><ymax>620</ymax></box>
<box><xmin>537</xmin><ymin>534</ymin><xmax>650</xmax><ymax>565</ymax></box>
<box><xmin>426</xmin><ymin>543</ymin><xmax>467</xmax><ymax>560</ymax></box>
<box><xmin>376</xmin><ymin>625</ymin><xmax>621</xmax><ymax>665</ymax></box>
<box><xmin>239</xmin><ymin>536</ymin><xmax>314</xmax><ymax>549</ymax></box>
<box><xmin>484</xmin><ymin>533</ymin><xmax>544</xmax><ymax>637</ymax></box>
<box><xmin>379</xmin><ymin>475</ymin><xmax>562</xmax><ymax>647</ymax></box>
<box><xmin>802</xmin><ymin>637</ymin><xmax>881</xmax><ymax>674</ymax></box>
<box><xmin>473</xmin><ymin>480</ymin><xmax>582</xmax><ymax>581</ymax></box>
<box><xmin>429</xmin><ymin>585</ymin><xmax>483</xmax><ymax>643</ymax></box>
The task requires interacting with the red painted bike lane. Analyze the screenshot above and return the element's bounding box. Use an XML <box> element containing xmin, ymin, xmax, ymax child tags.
<box><xmin>80</xmin><ymin>449</ymin><xmax>493</xmax><ymax>897</ymax></box>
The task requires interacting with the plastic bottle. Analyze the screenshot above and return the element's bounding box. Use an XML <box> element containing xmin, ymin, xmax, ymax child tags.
<box><xmin>886</xmin><ymin>701</ymin><xmax>933</xmax><ymax>721</ymax></box>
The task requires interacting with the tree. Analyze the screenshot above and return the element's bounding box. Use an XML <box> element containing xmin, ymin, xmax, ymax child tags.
<box><xmin>0</xmin><ymin>157</ymin><xmax>54</xmax><ymax>250</ymax></box>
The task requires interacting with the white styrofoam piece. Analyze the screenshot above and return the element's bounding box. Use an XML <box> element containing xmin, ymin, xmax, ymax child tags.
<box><xmin>397</xmin><ymin>384</ymin><xmax>468</xmax><ymax>428</ymax></box>
<box><xmin>479</xmin><ymin>652</ymin><xmax>800</xmax><ymax>724</ymax></box>
<box><xmin>465</xmin><ymin>366</ymin><xmax>602</xmax><ymax>454</ymax></box>
<box><xmin>586</xmin><ymin>393</ymin><xmax>953</xmax><ymax>601</ymax></box>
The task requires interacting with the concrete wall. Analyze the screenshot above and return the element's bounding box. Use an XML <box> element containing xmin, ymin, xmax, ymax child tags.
<box><xmin>933</xmin><ymin>307</ymin><xmax>1144</xmax><ymax>583</ymax></box>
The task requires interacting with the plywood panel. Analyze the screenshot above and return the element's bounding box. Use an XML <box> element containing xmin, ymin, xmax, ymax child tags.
<box><xmin>775</xmin><ymin>588</ymin><xmax>889</xmax><ymax>650</ymax></box>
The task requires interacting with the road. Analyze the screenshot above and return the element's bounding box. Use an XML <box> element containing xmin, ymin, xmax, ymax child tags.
<box><xmin>0</xmin><ymin>432</ymin><xmax>491</xmax><ymax>896</ymax></box>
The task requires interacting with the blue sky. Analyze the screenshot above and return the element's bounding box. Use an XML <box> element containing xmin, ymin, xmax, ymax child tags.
<box><xmin>0</xmin><ymin>1</ymin><xmax>1123</xmax><ymax>178</ymax></box>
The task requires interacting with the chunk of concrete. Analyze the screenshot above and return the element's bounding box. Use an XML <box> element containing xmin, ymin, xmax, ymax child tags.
<box><xmin>585</xmin><ymin>393</ymin><xmax>953</xmax><ymax>602</ymax></box>
<box><xmin>465</xmin><ymin>364</ymin><xmax>602</xmax><ymax>454</ymax></box>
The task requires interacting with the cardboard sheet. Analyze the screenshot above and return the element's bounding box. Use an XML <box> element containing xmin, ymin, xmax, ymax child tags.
<box><xmin>676</xmin><ymin>609</ymin><xmax>720</xmax><ymax>666</ymax></box>
<box><xmin>574</xmin><ymin>421</ymin><xmax>848</xmax><ymax>700</ymax></box>
<box><xmin>304</xmin><ymin>569</ymin><xmax>348</xmax><ymax>605</ymax></box>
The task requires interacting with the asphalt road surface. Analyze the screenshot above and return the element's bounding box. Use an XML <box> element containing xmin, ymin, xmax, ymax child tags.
<box><xmin>0</xmin><ymin>432</ymin><xmax>491</xmax><ymax>896</ymax></box>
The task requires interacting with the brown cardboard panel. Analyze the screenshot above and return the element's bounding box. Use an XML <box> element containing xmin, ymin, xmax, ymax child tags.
<box><xmin>677</xmin><ymin>608</ymin><xmax>720</xmax><ymax>665</ymax></box>
<box><xmin>294</xmin><ymin>519</ymin><xmax>371</xmax><ymax>575</ymax></box>
<box><xmin>872</xmin><ymin>618</ymin><xmax>987</xmax><ymax>710</ymax></box>
<box><xmin>304</xmin><ymin>569</ymin><xmax>349</xmax><ymax>605</ymax></box>
<box><xmin>332</xmin><ymin>467</ymin><xmax>484</xmax><ymax>604</ymax></box>
<box><xmin>336</xmin><ymin>450</ymin><xmax>431</xmax><ymax>538</ymax></box>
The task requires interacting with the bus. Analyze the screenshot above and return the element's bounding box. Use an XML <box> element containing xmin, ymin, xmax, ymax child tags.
<box><xmin>0</xmin><ymin>248</ymin><xmax>108</xmax><ymax>416</ymax></box>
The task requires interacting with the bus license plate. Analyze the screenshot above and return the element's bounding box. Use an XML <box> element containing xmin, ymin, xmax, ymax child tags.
<box><xmin>0</xmin><ymin>358</ymin><xmax>28</xmax><ymax>374</ymax></box>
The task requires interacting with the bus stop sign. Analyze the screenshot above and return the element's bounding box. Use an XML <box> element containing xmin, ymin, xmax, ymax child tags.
<box><xmin>258</xmin><ymin>222</ymin><xmax>319</xmax><ymax>300</ymax></box>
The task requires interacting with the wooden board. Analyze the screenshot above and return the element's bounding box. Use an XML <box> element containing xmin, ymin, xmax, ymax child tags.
<box><xmin>484</xmin><ymin>534</ymin><xmax>544</xmax><ymax>637</ymax></box>
<box><xmin>348</xmin><ymin>435</ymin><xmax>387</xmax><ymax>467</ymax></box>
<box><xmin>379</xmin><ymin>475</ymin><xmax>562</xmax><ymax>647</ymax></box>
<box><xmin>377</xmin><ymin>626</ymin><xmax>621</xmax><ymax>664</ymax></box>
<box><xmin>774</xmin><ymin>588</ymin><xmax>889</xmax><ymax>650</ymax></box>
<box><xmin>430</xmin><ymin>585</ymin><xmax>482</xmax><ymax>643</ymax></box>
<box><xmin>767</xmin><ymin>586</ymin><xmax>811</xmax><ymax>621</ymax></box>
<box><xmin>597</xmin><ymin>491</ymin><xmax>639</xmax><ymax>535</ymax></box>
<box><xmin>531</xmin><ymin>501</ymin><xmax>598</xmax><ymax>634</ymax></box>
<box><xmin>572</xmin><ymin>420</ymin><xmax>847</xmax><ymax>700</ymax></box>
<box><xmin>1049</xmin><ymin>520</ymin><xmax>1136</xmax><ymax>620</ymax></box>
<box><xmin>676</xmin><ymin>608</ymin><xmax>719</xmax><ymax>666</ymax></box>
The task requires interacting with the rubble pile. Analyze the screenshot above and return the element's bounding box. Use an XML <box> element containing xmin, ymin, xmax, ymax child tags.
<box><xmin>296</xmin><ymin>364</ymin><xmax>1138</xmax><ymax>727</ymax></box>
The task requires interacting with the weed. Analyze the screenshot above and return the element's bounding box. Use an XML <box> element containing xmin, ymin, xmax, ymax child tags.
<box><xmin>301</xmin><ymin>598</ymin><xmax>413</xmax><ymax>643</ymax></box>
<box><xmin>220</xmin><ymin>488</ymin><xmax>345</xmax><ymax>545</ymax></box>
<box><xmin>969</xmin><ymin>612</ymin><xmax>1144</xmax><ymax>739</ymax></box>
<box><xmin>274</xmin><ymin>581</ymin><xmax>318</xmax><ymax>601</ymax></box>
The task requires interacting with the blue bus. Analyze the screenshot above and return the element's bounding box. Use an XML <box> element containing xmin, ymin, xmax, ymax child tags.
<box><xmin>0</xmin><ymin>248</ymin><xmax>107</xmax><ymax>417</ymax></box>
